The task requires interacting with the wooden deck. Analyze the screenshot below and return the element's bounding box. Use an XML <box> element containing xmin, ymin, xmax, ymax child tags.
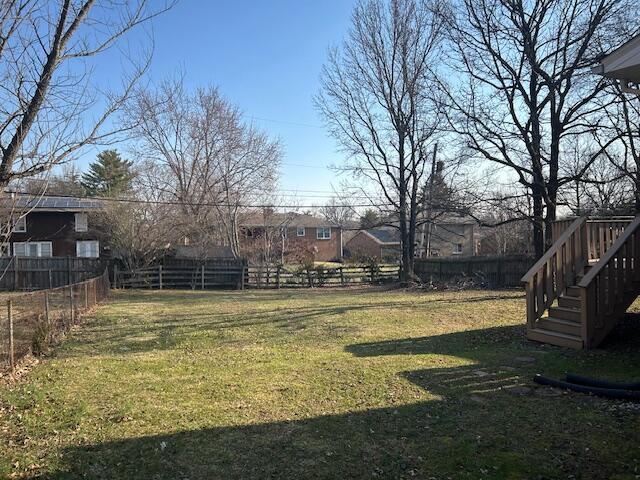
<box><xmin>522</xmin><ymin>216</ymin><xmax>640</xmax><ymax>349</ymax></box>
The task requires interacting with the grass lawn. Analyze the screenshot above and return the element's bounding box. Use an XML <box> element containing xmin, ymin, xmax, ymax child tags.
<box><xmin>1</xmin><ymin>287</ymin><xmax>640</xmax><ymax>479</ymax></box>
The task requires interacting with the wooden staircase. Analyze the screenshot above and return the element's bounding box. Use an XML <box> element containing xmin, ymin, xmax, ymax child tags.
<box><xmin>522</xmin><ymin>216</ymin><xmax>640</xmax><ymax>349</ymax></box>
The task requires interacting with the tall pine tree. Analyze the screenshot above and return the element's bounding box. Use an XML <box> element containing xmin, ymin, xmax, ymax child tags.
<box><xmin>82</xmin><ymin>150</ymin><xmax>135</xmax><ymax>197</ymax></box>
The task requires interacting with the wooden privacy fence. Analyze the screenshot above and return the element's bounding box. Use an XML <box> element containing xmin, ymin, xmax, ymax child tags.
<box><xmin>246</xmin><ymin>264</ymin><xmax>400</xmax><ymax>288</ymax></box>
<box><xmin>414</xmin><ymin>255</ymin><xmax>533</xmax><ymax>287</ymax></box>
<box><xmin>0</xmin><ymin>270</ymin><xmax>110</xmax><ymax>372</ymax></box>
<box><xmin>0</xmin><ymin>256</ymin><xmax>104</xmax><ymax>291</ymax></box>
<box><xmin>114</xmin><ymin>259</ymin><xmax>246</xmax><ymax>290</ymax></box>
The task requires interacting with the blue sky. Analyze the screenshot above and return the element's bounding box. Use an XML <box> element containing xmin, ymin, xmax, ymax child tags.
<box><xmin>81</xmin><ymin>0</ymin><xmax>359</xmax><ymax>203</ymax></box>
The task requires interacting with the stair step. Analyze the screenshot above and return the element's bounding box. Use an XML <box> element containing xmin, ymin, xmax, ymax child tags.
<box><xmin>558</xmin><ymin>295</ymin><xmax>581</xmax><ymax>309</ymax></box>
<box><xmin>537</xmin><ymin>317</ymin><xmax>581</xmax><ymax>336</ymax></box>
<box><xmin>566</xmin><ymin>286</ymin><xmax>580</xmax><ymax>297</ymax></box>
<box><xmin>527</xmin><ymin>328</ymin><xmax>583</xmax><ymax>349</ymax></box>
<box><xmin>548</xmin><ymin>306</ymin><xmax>581</xmax><ymax>322</ymax></box>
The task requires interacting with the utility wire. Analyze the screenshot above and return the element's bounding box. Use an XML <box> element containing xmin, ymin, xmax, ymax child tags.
<box><xmin>6</xmin><ymin>190</ymin><xmax>394</xmax><ymax>209</ymax></box>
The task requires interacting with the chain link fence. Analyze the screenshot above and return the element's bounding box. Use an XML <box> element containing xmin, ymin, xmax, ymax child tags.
<box><xmin>0</xmin><ymin>270</ymin><xmax>110</xmax><ymax>371</ymax></box>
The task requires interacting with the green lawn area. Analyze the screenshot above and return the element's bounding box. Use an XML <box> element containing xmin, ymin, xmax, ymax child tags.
<box><xmin>1</xmin><ymin>288</ymin><xmax>640</xmax><ymax>479</ymax></box>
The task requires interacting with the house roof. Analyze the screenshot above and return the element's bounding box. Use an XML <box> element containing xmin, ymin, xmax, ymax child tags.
<box><xmin>5</xmin><ymin>194</ymin><xmax>102</xmax><ymax>212</ymax></box>
<box><xmin>364</xmin><ymin>228</ymin><xmax>401</xmax><ymax>244</ymax></box>
<box><xmin>241</xmin><ymin>212</ymin><xmax>341</xmax><ymax>228</ymax></box>
<box><xmin>593</xmin><ymin>34</ymin><xmax>640</xmax><ymax>83</ymax></box>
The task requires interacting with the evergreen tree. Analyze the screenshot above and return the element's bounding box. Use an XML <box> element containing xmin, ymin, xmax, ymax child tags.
<box><xmin>82</xmin><ymin>150</ymin><xmax>135</xmax><ymax>197</ymax></box>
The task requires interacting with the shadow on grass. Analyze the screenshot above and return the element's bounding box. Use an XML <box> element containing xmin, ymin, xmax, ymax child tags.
<box><xmin>26</xmin><ymin>322</ymin><xmax>640</xmax><ymax>479</ymax></box>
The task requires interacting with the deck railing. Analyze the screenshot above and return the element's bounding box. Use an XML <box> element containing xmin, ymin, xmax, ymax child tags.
<box><xmin>578</xmin><ymin>216</ymin><xmax>640</xmax><ymax>347</ymax></box>
<box><xmin>522</xmin><ymin>217</ymin><xmax>588</xmax><ymax>329</ymax></box>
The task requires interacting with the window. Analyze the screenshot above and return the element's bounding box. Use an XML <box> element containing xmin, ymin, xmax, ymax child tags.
<box><xmin>296</xmin><ymin>227</ymin><xmax>305</xmax><ymax>237</ymax></box>
<box><xmin>453</xmin><ymin>243</ymin><xmax>463</xmax><ymax>255</ymax></box>
<box><xmin>75</xmin><ymin>212</ymin><xmax>88</xmax><ymax>232</ymax></box>
<box><xmin>430</xmin><ymin>249</ymin><xmax>440</xmax><ymax>257</ymax></box>
<box><xmin>76</xmin><ymin>240</ymin><xmax>100</xmax><ymax>258</ymax></box>
<box><xmin>317</xmin><ymin>227</ymin><xmax>331</xmax><ymax>240</ymax></box>
<box><xmin>13</xmin><ymin>215</ymin><xmax>26</xmax><ymax>233</ymax></box>
<box><xmin>13</xmin><ymin>241</ymin><xmax>52</xmax><ymax>257</ymax></box>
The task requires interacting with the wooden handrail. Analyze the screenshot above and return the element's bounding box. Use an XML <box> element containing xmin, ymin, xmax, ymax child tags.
<box><xmin>578</xmin><ymin>215</ymin><xmax>640</xmax><ymax>288</ymax></box>
<box><xmin>521</xmin><ymin>217</ymin><xmax>586</xmax><ymax>283</ymax></box>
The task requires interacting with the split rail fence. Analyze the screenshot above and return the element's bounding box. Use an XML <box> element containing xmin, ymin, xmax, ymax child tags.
<box><xmin>0</xmin><ymin>270</ymin><xmax>110</xmax><ymax>372</ymax></box>
<box><xmin>115</xmin><ymin>261</ymin><xmax>401</xmax><ymax>290</ymax></box>
<box><xmin>246</xmin><ymin>264</ymin><xmax>400</xmax><ymax>288</ymax></box>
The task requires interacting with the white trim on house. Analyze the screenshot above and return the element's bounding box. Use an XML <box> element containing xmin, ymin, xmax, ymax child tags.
<box><xmin>593</xmin><ymin>34</ymin><xmax>640</xmax><ymax>94</ymax></box>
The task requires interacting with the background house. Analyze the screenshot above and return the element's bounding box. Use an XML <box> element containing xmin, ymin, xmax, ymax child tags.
<box><xmin>416</xmin><ymin>214</ymin><xmax>484</xmax><ymax>258</ymax></box>
<box><xmin>240</xmin><ymin>211</ymin><xmax>343</xmax><ymax>264</ymax></box>
<box><xmin>2</xmin><ymin>196</ymin><xmax>103</xmax><ymax>258</ymax></box>
<box><xmin>345</xmin><ymin>228</ymin><xmax>401</xmax><ymax>262</ymax></box>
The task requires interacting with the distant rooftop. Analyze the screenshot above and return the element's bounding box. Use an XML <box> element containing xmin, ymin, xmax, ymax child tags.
<box><xmin>365</xmin><ymin>228</ymin><xmax>400</xmax><ymax>244</ymax></box>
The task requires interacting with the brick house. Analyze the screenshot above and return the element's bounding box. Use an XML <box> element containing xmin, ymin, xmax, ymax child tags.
<box><xmin>2</xmin><ymin>195</ymin><xmax>103</xmax><ymax>258</ymax></box>
<box><xmin>240</xmin><ymin>212</ymin><xmax>343</xmax><ymax>263</ymax></box>
<box><xmin>345</xmin><ymin>228</ymin><xmax>401</xmax><ymax>262</ymax></box>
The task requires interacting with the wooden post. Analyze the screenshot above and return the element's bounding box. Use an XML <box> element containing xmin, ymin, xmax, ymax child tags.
<box><xmin>201</xmin><ymin>265</ymin><xmax>205</xmax><ymax>290</ymax></box>
<box><xmin>339</xmin><ymin>267</ymin><xmax>345</xmax><ymax>286</ymax></box>
<box><xmin>158</xmin><ymin>265</ymin><xmax>163</xmax><ymax>290</ymax></box>
<box><xmin>67</xmin><ymin>256</ymin><xmax>72</xmax><ymax>286</ymax></box>
<box><xmin>240</xmin><ymin>264</ymin><xmax>246</xmax><ymax>290</ymax></box>
<box><xmin>113</xmin><ymin>264</ymin><xmax>118</xmax><ymax>289</ymax></box>
<box><xmin>13</xmin><ymin>256</ymin><xmax>17</xmax><ymax>290</ymax></box>
<box><xmin>276</xmin><ymin>265</ymin><xmax>281</xmax><ymax>289</ymax></box>
<box><xmin>85</xmin><ymin>282</ymin><xmax>89</xmax><ymax>310</ymax></box>
<box><xmin>48</xmin><ymin>269</ymin><xmax>53</xmax><ymax>290</ymax></box>
<box><xmin>69</xmin><ymin>285</ymin><xmax>75</xmax><ymax>325</ymax></box>
<box><xmin>44</xmin><ymin>291</ymin><xmax>50</xmax><ymax>326</ymax></box>
<box><xmin>370</xmin><ymin>265</ymin><xmax>375</xmax><ymax>284</ymax></box>
<box><xmin>7</xmin><ymin>300</ymin><xmax>14</xmax><ymax>371</ymax></box>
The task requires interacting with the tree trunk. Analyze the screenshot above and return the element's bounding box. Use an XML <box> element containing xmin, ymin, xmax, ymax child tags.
<box><xmin>532</xmin><ymin>187</ymin><xmax>545</xmax><ymax>259</ymax></box>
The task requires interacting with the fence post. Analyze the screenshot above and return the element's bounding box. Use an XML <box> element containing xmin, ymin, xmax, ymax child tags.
<box><xmin>69</xmin><ymin>285</ymin><xmax>75</xmax><ymax>325</ymax></box>
<box><xmin>44</xmin><ymin>290</ymin><xmax>50</xmax><ymax>326</ymax></box>
<box><xmin>85</xmin><ymin>282</ymin><xmax>89</xmax><ymax>310</ymax></box>
<box><xmin>158</xmin><ymin>265</ymin><xmax>163</xmax><ymax>290</ymax></box>
<box><xmin>67</xmin><ymin>256</ymin><xmax>72</xmax><ymax>285</ymax></box>
<box><xmin>339</xmin><ymin>267</ymin><xmax>345</xmax><ymax>286</ymax></box>
<box><xmin>370</xmin><ymin>265</ymin><xmax>375</xmax><ymax>284</ymax></box>
<box><xmin>201</xmin><ymin>265</ymin><xmax>205</xmax><ymax>290</ymax></box>
<box><xmin>13</xmin><ymin>256</ymin><xmax>17</xmax><ymax>290</ymax></box>
<box><xmin>113</xmin><ymin>264</ymin><xmax>118</xmax><ymax>289</ymax></box>
<box><xmin>276</xmin><ymin>265</ymin><xmax>281</xmax><ymax>289</ymax></box>
<box><xmin>240</xmin><ymin>264</ymin><xmax>246</xmax><ymax>290</ymax></box>
<box><xmin>48</xmin><ymin>269</ymin><xmax>53</xmax><ymax>289</ymax></box>
<box><xmin>7</xmin><ymin>300</ymin><xmax>14</xmax><ymax>371</ymax></box>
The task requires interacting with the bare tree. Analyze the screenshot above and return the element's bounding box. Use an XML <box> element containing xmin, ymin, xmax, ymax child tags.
<box><xmin>127</xmin><ymin>78</ymin><xmax>282</xmax><ymax>258</ymax></box>
<box><xmin>442</xmin><ymin>0</ymin><xmax>636</xmax><ymax>257</ymax></box>
<box><xmin>317</xmin><ymin>0</ymin><xmax>446</xmax><ymax>282</ymax></box>
<box><xmin>93</xmin><ymin>165</ymin><xmax>178</xmax><ymax>270</ymax></box>
<box><xmin>320</xmin><ymin>196</ymin><xmax>355</xmax><ymax>228</ymax></box>
<box><xmin>0</xmin><ymin>0</ymin><xmax>174</xmax><ymax>189</ymax></box>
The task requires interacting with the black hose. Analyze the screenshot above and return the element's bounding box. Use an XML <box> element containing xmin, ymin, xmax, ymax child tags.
<box><xmin>565</xmin><ymin>373</ymin><xmax>640</xmax><ymax>391</ymax></box>
<box><xmin>533</xmin><ymin>374</ymin><xmax>640</xmax><ymax>400</ymax></box>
